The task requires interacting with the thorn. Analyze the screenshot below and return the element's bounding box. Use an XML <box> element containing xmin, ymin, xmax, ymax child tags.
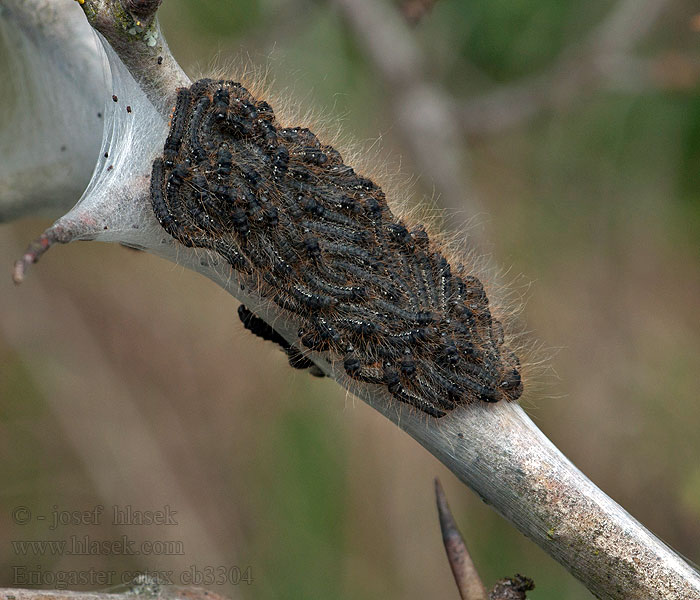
<box><xmin>435</xmin><ymin>478</ymin><xmax>487</xmax><ymax>600</ymax></box>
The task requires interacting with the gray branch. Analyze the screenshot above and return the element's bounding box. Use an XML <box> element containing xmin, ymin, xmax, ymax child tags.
<box><xmin>79</xmin><ymin>0</ymin><xmax>187</xmax><ymax>117</ymax></box>
<box><xmin>0</xmin><ymin>587</ymin><xmax>237</xmax><ymax>600</ymax></box>
<box><xmin>330</xmin><ymin>0</ymin><xmax>486</xmax><ymax>246</ymax></box>
<box><xmin>0</xmin><ymin>0</ymin><xmax>102</xmax><ymax>220</ymax></box>
<box><xmin>2</xmin><ymin>1</ymin><xmax>700</xmax><ymax>598</ymax></box>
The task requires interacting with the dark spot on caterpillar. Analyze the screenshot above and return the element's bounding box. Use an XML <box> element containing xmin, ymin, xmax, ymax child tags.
<box><xmin>272</xmin><ymin>146</ymin><xmax>290</xmax><ymax>174</ymax></box>
<box><xmin>150</xmin><ymin>79</ymin><xmax>523</xmax><ymax>417</ymax></box>
<box><xmin>344</xmin><ymin>354</ymin><xmax>361</xmax><ymax>376</ymax></box>
<box><xmin>112</xmin><ymin>95</ymin><xmax>118</xmax><ymax>102</ymax></box>
<box><xmin>304</xmin><ymin>236</ymin><xmax>321</xmax><ymax>259</ymax></box>
<box><xmin>157</xmin><ymin>56</ymin><xmax>163</xmax><ymax>65</ymax></box>
<box><xmin>400</xmin><ymin>352</ymin><xmax>416</xmax><ymax>376</ymax></box>
<box><xmin>126</xmin><ymin>105</ymin><xmax>132</xmax><ymax>113</ymax></box>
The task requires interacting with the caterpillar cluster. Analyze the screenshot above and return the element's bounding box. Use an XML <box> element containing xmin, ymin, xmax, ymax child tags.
<box><xmin>150</xmin><ymin>78</ymin><xmax>523</xmax><ymax>417</ymax></box>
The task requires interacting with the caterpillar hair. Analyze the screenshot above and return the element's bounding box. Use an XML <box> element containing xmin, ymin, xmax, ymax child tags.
<box><xmin>150</xmin><ymin>78</ymin><xmax>523</xmax><ymax>418</ymax></box>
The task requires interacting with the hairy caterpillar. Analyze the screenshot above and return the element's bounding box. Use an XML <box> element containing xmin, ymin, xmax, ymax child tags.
<box><xmin>150</xmin><ymin>78</ymin><xmax>523</xmax><ymax>417</ymax></box>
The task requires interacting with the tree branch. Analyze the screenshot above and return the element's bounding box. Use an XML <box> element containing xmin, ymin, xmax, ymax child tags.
<box><xmin>78</xmin><ymin>0</ymin><xmax>187</xmax><ymax>117</ymax></box>
<box><xmin>0</xmin><ymin>587</ymin><xmax>236</xmax><ymax>600</ymax></box>
<box><xmin>3</xmin><ymin>1</ymin><xmax>700</xmax><ymax>598</ymax></box>
<box><xmin>330</xmin><ymin>0</ymin><xmax>485</xmax><ymax>244</ymax></box>
<box><xmin>0</xmin><ymin>0</ymin><xmax>103</xmax><ymax>220</ymax></box>
<box><xmin>460</xmin><ymin>0</ymin><xmax>673</xmax><ymax>137</ymax></box>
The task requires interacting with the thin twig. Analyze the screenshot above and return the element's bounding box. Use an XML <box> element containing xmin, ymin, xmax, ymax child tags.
<box><xmin>12</xmin><ymin>232</ymin><xmax>57</xmax><ymax>285</ymax></box>
<box><xmin>12</xmin><ymin>223</ymin><xmax>84</xmax><ymax>284</ymax></box>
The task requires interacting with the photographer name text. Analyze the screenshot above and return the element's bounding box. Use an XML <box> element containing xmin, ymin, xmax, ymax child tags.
<box><xmin>11</xmin><ymin>505</ymin><xmax>178</xmax><ymax>528</ymax></box>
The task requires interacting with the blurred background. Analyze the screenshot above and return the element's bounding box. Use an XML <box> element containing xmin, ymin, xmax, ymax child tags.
<box><xmin>1</xmin><ymin>0</ymin><xmax>700</xmax><ymax>598</ymax></box>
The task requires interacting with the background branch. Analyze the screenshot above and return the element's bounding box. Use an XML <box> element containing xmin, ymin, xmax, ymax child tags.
<box><xmin>400</xmin><ymin>0</ymin><xmax>441</xmax><ymax>26</ymax></box>
<box><xmin>331</xmin><ymin>0</ymin><xmax>485</xmax><ymax>247</ymax></box>
<box><xmin>0</xmin><ymin>0</ymin><xmax>103</xmax><ymax>220</ymax></box>
<box><xmin>460</xmin><ymin>0</ymin><xmax>674</xmax><ymax>136</ymax></box>
<box><xmin>0</xmin><ymin>588</ymin><xmax>236</xmax><ymax>600</ymax></box>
